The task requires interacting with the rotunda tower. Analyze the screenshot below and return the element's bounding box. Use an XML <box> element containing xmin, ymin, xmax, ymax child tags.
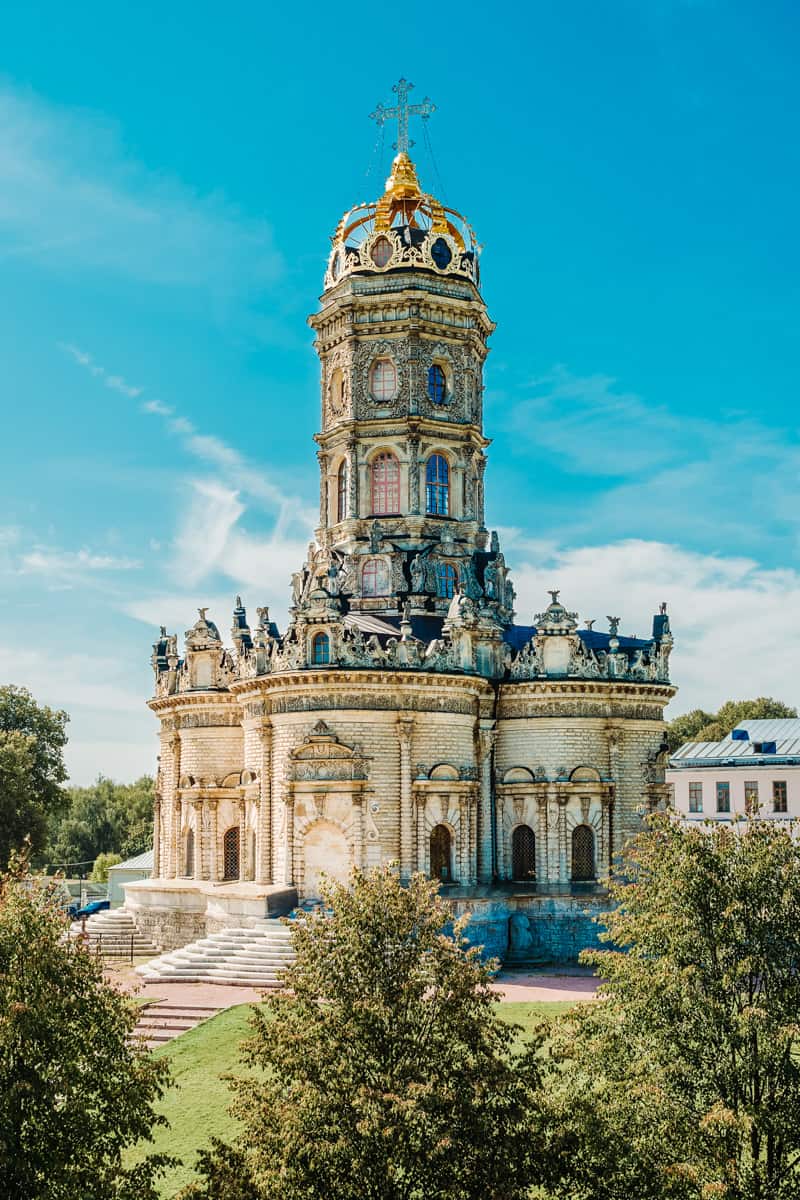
<box><xmin>309</xmin><ymin>147</ymin><xmax>498</xmax><ymax>619</ymax></box>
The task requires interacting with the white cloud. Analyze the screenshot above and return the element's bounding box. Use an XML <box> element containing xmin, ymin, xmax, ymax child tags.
<box><xmin>171</xmin><ymin>479</ymin><xmax>246</xmax><ymax>587</ymax></box>
<box><xmin>20</xmin><ymin>546</ymin><xmax>141</xmax><ymax>574</ymax></box>
<box><xmin>508</xmin><ymin>535</ymin><xmax>800</xmax><ymax>716</ymax></box>
<box><xmin>0</xmin><ymin>82</ymin><xmax>281</xmax><ymax>291</ymax></box>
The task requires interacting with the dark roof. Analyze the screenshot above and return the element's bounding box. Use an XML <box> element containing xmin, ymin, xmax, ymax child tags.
<box><xmin>503</xmin><ymin>625</ymin><xmax>653</xmax><ymax>652</ymax></box>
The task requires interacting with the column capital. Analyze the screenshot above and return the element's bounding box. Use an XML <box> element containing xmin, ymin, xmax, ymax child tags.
<box><xmin>396</xmin><ymin>715</ymin><xmax>415</xmax><ymax>742</ymax></box>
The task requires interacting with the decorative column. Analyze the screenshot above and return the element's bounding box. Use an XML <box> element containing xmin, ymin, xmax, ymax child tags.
<box><xmin>192</xmin><ymin>799</ymin><xmax>204</xmax><ymax>880</ymax></box>
<box><xmin>477</xmin><ymin>724</ymin><xmax>497</xmax><ymax>884</ymax></box>
<box><xmin>600</xmin><ymin>792</ymin><xmax>613</xmax><ymax>879</ymax></box>
<box><xmin>347</xmin><ymin>439</ymin><xmax>358</xmax><ymax>518</ymax></box>
<box><xmin>407</xmin><ymin>435</ymin><xmax>420</xmax><ymax>515</ymax></box>
<box><xmin>496</xmin><ymin>790</ymin><xmax>506</xmax><ymax>880</ymax></box>
<box><xmin>536</xmin><ymin>794</ymin><xmax>548</xmax><ymax>881</ymax></box>
<box><xmin>208</xmin><ymin>799</ymin><xmax>219</xmax><ymax>882</ymax></box>
<box><xmin>468</xmin><ymin>787</ymin><xmax>478</xmax><ymax>886</ymax></box>
<box><xmin>546</xmin><ymin>786</ymin><xmax>559</xmax><ymax>885</ymax></box>
<box><xmin>415</xmin><ymin>792</ymin><xmax>427</xmax><ymax>874</ymax></box>
<box><xmin>151</xmin><ymin>796</ymin><xmax>161</xmax><ymax>879</ymax></box>
<box><xmin>352</xmin><ymin>794</ymin><xmax>365</xmax><ymax>870</ymax></box>
<box><xmin>476</xmin><ymin>455</ymin><xmax>487</xmax><ymax>527</ymax></box>
<box><xmin>607</xmin><ymin>726</ymin><xmax>623</xmax><ymax>857</ymax></box>
<box><xmin>171</xmin><ymin>797</ymin><xmax>182</xmax><ymax>880</ymax></box>
<box><xmin>317</xmin><ymin>450</ymin><xmax>328</xmax><ymax>526</ymax></box>
<box><xmin>238</xmin><ymin>797</ymin><xmax>247</xmax><ymax>882</ymax></box>
<box><xmin>557</xmin><ymin>793</ymin><xmax>569</xmax><ymax>883</ymax></box>
<box><xmin>284</xmin><ymin>791</ymin><xmax>295</xmax><ymax>885</ymax></box>
<box><xmin>256</xmin><ymin>720</ymin><xmax>273</xmax><ymax>885</ymax></box>
<box><xmin>397</xmin><ymin>717</ymin><xmax>414</xmax><ymax>881</ymax></box>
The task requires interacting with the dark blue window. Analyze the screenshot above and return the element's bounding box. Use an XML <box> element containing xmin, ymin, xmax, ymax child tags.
<box><xmin>311</xmin><ymin>633</ymin><xmax>330</xmax><ymax>665</ymax></box>
<box><xmin>428</xmin><ymin>364</ymin><xmax>447</xmax><ymax>405</ymax></box>
<box><xmin>430</xmin><ymin>237</ymin><xmax>452</xmax><ymax>269</ymax></box>
<box><xmin>437</xmin><ymin>562</ymin><xmax>458</xmax><ymax>599</ymax></box>
<box><xmin>425</xmin><ymin>454</ymin><xmax>449</xmax><ymax>515</ymax></box>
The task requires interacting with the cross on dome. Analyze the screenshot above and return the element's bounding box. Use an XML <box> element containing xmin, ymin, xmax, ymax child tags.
<box><xmin>369</xmin><ymin>78</ymin><xmax>436</xmax><ymax>155</ymax></box>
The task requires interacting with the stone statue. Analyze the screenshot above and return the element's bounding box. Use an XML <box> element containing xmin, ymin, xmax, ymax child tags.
<box><xmin>291</xmin><ymin>571</ymin><xmax>304</xmax><ymax>606</ymax></box>
<box><xmin>509</xmin><ymin>912</ymin><xmax>534</xmax><ymax>954</ymax></box>
<box><xmin>410</xmin><ymin>553</ymin><xmax>426</xmax><ymax>593</ymax></box>
<box><xmin>369</xmin><ymin>520</ymin><xmax>383</xmax><ymax>553</ymax></box>
<box><xmin>484</xmin><ymin>558</ymin><xmax>499</xmax><ymax>599</ymax></box>
<box><xmin>607</xmin><ymin>615</ymin><xmax>621</xmax><ymax>637</ymax></box>
<box><xmin>256</xmin><ymin>606</ymin><xmax>269</xmax><ymax>628</ymax></box>
<box><xmin>490</xmin><ymin>530</ymin><xmax>499</xmax><ymax>553</ymax></box>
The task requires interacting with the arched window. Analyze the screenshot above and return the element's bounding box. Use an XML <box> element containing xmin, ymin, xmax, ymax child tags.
<box><xmin>571</xmin><ymin>825</ymin><xmax>596</xmax><ymax>882</ymax></box>
<box><xmin>371</xmin><ymin>452</ymin><xmax>400</xmax><ymax>515</ymax></box>
<box><xmin>362</xmin><ymin>558</ymin><xmax>390</xmax><ymax>597</ymax></box>
<box><xmin>311</xmin><ymin>632</ymin><xmax>330</xmax><ymax>665</ymax></box>
<box><xmin>370</xmin><ymin>359</ymin><xmax>397</xmax><ymax>402</ymax></box>
<box><xmin>371</xmin><ymin>235</ymin><xmax>393</xmax><ymax>267</ymax></box>
<box><xmin>337</xmin><ymin>461</ymin><xmax>348</xmax><ymax>522</ymax></box>
<box><xmin>223</xmin><ymin>827</ymin><xmax>239</xmax><ymax>882</ymax></box>
<box><xmin>425</xmin><ymin>454</ymin><xmax>449</xmax><ymax>515</ymax></box>
<box><xmin>437</xmin><ymin>561</ymin><xmax>458</xmax><ymax>599</ymax></box>
<box><xmin>430</xmin><ymin>824</ymin><xmax>452</xmax><ymax>883</ymax></box>
<box><xmin>427</xmin><ymin>363</ymin><xmax>447</xmax><ymax>405</ymax></box>
<box><xmin>183</xmin><ymin>828</ymin><xmax>194</xmax><ymax>878</ymax></box>
<box><xmin>511</xmin><ymin>825</ymin><xmax>536</xmax><ymax>881</ymax></box>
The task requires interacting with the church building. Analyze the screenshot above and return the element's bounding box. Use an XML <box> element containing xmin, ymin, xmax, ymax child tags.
<box><xmin>125</xmin><ymin>84</ymin><xmax>676</xmax><ymax>964</ymax></box>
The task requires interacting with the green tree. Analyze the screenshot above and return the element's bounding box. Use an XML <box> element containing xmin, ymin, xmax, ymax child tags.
<box><xmin>0</xmin><ymin>851</ymin><xmax>173</xmax><ymax>1198</ymax></box>
<box><xmin>91</xmin><ymin>851</ymin><xmax>122</xmax><ymax>882</ymax></box>
<box><xmin>183</xmin><ymin>867</ymin><xmax>538</xmax><ymax>1200</ymax></box>
<box><xmin>0</xmin><ymin>686</ymin><xmax>69</xmax><ymax>867</ymax></box>
<box><xmin>47</xmin><ymin>775</ymin><xmax>154</xmax><ymax>872</ymax></box>
<box><xmin>666</xmin><ymin>697</ymin><xmax>796</xmax><ymax>751</ymax></box>
<box><xmin>533</xmin><ymin>815</ymin><xmax>800</xmax><ymax>1200</ymax></box>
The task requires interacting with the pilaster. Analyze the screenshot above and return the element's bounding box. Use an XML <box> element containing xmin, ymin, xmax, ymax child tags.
<box><xmin>397</xmin><ymin>716</ymin><xmax>415</xmax><ymax>881</ymax></box>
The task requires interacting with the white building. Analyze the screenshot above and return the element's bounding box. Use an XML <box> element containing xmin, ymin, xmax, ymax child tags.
<box><xmin>668</xmin><ymin>719</ymin><xmax>800</xmax><ymax>823</ymax></box>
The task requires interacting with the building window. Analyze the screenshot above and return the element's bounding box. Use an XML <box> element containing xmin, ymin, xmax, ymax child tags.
<box><xmin>512</xmin><ymin>825</ymin><xmax>536</xmax><ymax>881</ymax></box>
<box><xmin>430</xmin><ymin>824</ymin><xmax>452</xmax><ymax>883</ymax></box>
<box><xmin>311</xmin><ymin>632</ymin><xmax>330</xmax><ymax>665</ymax></box>
<box><xmin>425</xmin><ymin>454</ymin><xmax>449</xmax><ymax>515</ymax></box>
<box><xmin>437</xmin><ymin>561</ymin><xmax>458</xmax><ymax>599</ymax></box>
<box><xmin>337</xmin><ymin>461</ymin><xmax>348</xmax><ymax>522</ymax></box>
<box><xmin>716</xmin><ymin>782</ymin><xmax>730</xmax><ymax>814</ymax></box>
<box><xmin>688</xmin><ymin>782</ymin><xmax>703</xmax><ymax>813</ymax></box>
<box><xmin>773</xmin><ymin>780</ymin><xmax>788</xmax><ymax>814</ymax></box>
<box><xmin>223</xmin><ymin>826</ymin><xmax>239</xmax><ymax>881</ymax></box>
<box><xmin>370</xmin><ymin>359</ymin><xmax>397</xmax><ymax>402</ymax></box>
<box><xmin>362</xmin><ymin>557</ymin><xmax>390</xmax><ymax>597</ymax></box>
<box><xmin>571</xmin><ymin>825</ymin><xmax>596</xmax><ymax>881</ymax></box>
<box><xmin>744</xmin><ymin>781</ymin><xmax>759</xmax><ymax>815</ymax></box>
<box><xmin>370</xmin><ymin>452</ymin><xmax>400</xmax><ymax>515</ymax></box>
<box><xmin>430</xmin><ymin>237</ymin><xmax>452</xmax><ymax>269</ymax></box>
<box><xmin>371</xmin><ymin>235</ymin><xmax>393</xmax><ymax>267</ymax></box>
<box><xmin>427</xmin><ymin>363</ymin><xmax>447</xmax><ymax>405</ymax></box>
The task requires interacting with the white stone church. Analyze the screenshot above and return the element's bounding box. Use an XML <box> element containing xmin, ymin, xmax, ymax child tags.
<box><xmin>125</xmin><ymin>89</ymin><xmax>676</xmax><ymax>964</ymax></box>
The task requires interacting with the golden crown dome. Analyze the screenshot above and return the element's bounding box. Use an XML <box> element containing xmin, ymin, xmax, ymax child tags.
<box><xmin>325</xmin><ymin>152</ymin><xmax>480</xmax><ymax>290</ymax></box>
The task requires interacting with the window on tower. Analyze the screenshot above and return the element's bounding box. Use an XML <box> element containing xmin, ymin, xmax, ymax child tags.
<box><xmin>370</xmin><ymin>452</ymin><xmax>400</xmax><ymax>515</ymax></box>
<box><xmin>311</xmin><ymin>632</ymin><xmax>330</xmax><ymax>665</ymax></box>
<box><xmin>362</xmin><ymin>558</ymin><xmax>390</xmax><ymax>596</ymax></box>
<box><xmin>425</xmin><ymin>454</ymin><xmax>449</xmax><ymax>515</ymax></box>
<box><xmin>337</xmin><ymin>461</ymin><xmax>348</xmax><ymax>522</ymax></box>
<box><xmin>371</xmin><ymin>236</ymin><xmax>393</xmax><ymax>268</ymax></box>
<box><xmin>370</xmin><ymin>359</ymin><xmax>398</xmax><ymax>402</ymax></box>
<box><xmin>437</xmin><ymin>561</ymin><xmax>458</xmax><ymax>599</ymax></box>
<box><xmin>428</xmin><ymin>364</ymin><xmax>447</xmax><ymax>405</ymax></box>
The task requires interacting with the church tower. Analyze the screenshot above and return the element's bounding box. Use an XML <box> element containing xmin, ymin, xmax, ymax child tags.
<box><xmin>308</xmin><ymin>98</ymin><xmax>508</xmax><ymax>623</ymax></box>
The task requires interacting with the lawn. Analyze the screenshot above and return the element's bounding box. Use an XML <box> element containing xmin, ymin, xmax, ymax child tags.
<box><xmin>128</xmin><ymin>998</ymin><xmax>579</xmax><ymax>1199</ymax></box>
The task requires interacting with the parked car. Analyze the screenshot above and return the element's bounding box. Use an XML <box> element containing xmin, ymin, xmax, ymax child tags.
<box><xmin>67</xmin><ymin>899</ymin><xmax>110</xmax><ymax>921</ymax></box>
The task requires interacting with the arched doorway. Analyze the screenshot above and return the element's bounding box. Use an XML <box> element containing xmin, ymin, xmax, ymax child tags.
<box><xmin>222</xmin><ymin>826</ymin><xmax>239</xmax><ymax>881</ymax></box>
<box><xmin>183</xmin><ymin>828</ymin><xmax>194</xmax><ymax>878</ymax></box>
<box><xmin>571</xmin><ymin>824</ymin><xmax>596</xmax><ymax>881</ymax></box>
<box><xmin>303</xmin><ymin>822</ymin><xmax>350</xmax><ymax>898</ymax></box>
<box><xmin>511</xmin><ymin>825</ymin><xmax>536</xmax><ymax>881</ymax></box>
<box><xmin>430</xmin><ymin>824</ymin><xmax>452</xmax><ymax>883</ymax></box>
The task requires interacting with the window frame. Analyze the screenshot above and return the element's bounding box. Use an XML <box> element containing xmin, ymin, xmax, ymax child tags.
<box><xmin>311</xmin><ymin>632</ymin><xmax>330</xmax><ymax>666</ymax></box>
<box><xmin>773</xmin><ymin>779</ymin><xmax>788</xmax><ymax>814</ymax></box>
<box><xmin>336</xmin><ymin>460</ymin><xmax>348</xmax><ymax>523</ymax></box>
<box><xmin>427</xmin><ymin>363</ymin><xmax>447</xmax><ymax>405</ymax></box>
<box><xmin>361</xmin><ymin>557</ymin><xmax>390</xmax><ymax>597</ymax></box>
<box><xmin>370</xmin><ymin>358</ymin><xmax>398</xmax><ymax>403</ymax></box>
<box><xmin>437</xmin><ymin>561</ymin><xmax>458</xmax><ymax>599</ymax></box>
<box><xmin>688</xmin><ymin>782</ymin><xmax>703</xmax><ymax>813</ymax></box>
<box><xmin>425</xmin><ymin>453</ymin><xmax>450</xmax><ymax>516</ymax></box>
<box><xmin>744</xmin><ymin>780</ymin><xmax>759</xmax><ymax>815</ymax></box>
<box><xmin>716</xmin><ymin>781</ymin><xmax>731</xmax><ymax>814</ymax></box>
<box><xmin>370</xmin><ymin>451</ymin><xmax>401</xmax><ymax>516</ymax></box>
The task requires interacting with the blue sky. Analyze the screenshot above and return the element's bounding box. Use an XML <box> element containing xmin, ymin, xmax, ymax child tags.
<box><xmin>2</xmin><ymin>1</ymin><xmax>799</xmax><ymax>782</ymax></box>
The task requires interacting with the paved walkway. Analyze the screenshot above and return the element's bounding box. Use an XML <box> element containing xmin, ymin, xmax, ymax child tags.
<box><xmin>491</xmin><ymin>971</ymin><xmax>598</xmax><ymax>1002</ymax></box>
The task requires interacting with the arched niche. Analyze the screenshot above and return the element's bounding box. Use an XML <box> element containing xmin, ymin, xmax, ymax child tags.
<box><xmin>429</xmin><ymin>763</ymin><xmax>459</xmax><ymax>782</ymax></box>
<box><xmin>503</xmin><ymin>766</ymin><xmax>534</xmax><ymax>784</ymax></box>
<box><xmin>303</xmin><ymin>821</ymin><xmax>351</xmax><ymax>898</ymax></box>
<box><xmin>570</xmin><ymin>766</ymin><xmax>602</xmax><ymax>784</ymax></box>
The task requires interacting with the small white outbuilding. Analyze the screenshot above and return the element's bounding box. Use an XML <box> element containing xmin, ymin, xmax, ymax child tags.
<box><xmin>107</xmin><ymin>849</ymin><xmax>153</xmax><ymax>905</ymax></box>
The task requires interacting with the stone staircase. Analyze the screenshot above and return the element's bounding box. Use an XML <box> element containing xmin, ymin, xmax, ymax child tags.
<box><xmin>135</xmin><ymin>920</ymin><xmax>296</xmax><ymax>987</ymax></box>
<box><xmin>132</xmin><ymin>1002</ymin><xmax>221</xmax><ymax>1050</ymax></box>
<box><xmin>69</xmin><ymin>908</ymin><xmax>157</xmax><ymax>956</ymax></box>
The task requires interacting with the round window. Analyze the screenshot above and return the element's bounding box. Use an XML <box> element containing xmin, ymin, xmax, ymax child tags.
<box><xmin>430</xmin><ymin>237</ymin><xmax>452</xmax><ymax>269</ymax></box>
<box><xmin>371</xmin><ymin>359</ymin><xmax>398</xmax><ymax>402</ymax></box>
<box><xmin>371</xmin><ymin>236</ymin><xmax>393</xmax><ymax>268</ymax></box>
<box><xmin>428</xmin><ymin>364</ymin><xmax>447</xmax><ymax>405</ymax></box>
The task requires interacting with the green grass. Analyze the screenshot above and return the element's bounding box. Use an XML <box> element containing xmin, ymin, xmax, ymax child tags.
<box><xmin>129</xmin><ymin>999</ymin><xmax>577</xmax><ymax>1199</ymax></box>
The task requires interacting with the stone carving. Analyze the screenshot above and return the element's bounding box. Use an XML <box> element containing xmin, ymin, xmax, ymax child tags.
<box><xmin>287</xmin><ymin>725</ymin><xmax>369</xmax><ymax>782</ymax></box>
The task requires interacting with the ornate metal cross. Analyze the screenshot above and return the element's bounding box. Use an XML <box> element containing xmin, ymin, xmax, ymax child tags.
<box><xmin>369</xmin><ymin>78</ymin><xmax>436</xmax><ymax>154</ymax></box>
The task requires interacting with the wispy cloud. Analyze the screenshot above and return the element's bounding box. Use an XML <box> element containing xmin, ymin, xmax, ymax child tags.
<box><xmin>0</xmin><ymin>82</ymin><xmax>281</xmax><ymax>293</ymax></box>
<box><xmin>60</xmin><ymin>342</ymin><xmax>142</xmax><ymax>397</ymax></box>
<box><xmin>19</xmin><ymin>546</ymin><xmax>141</xmax><ymax>574</ymax></box>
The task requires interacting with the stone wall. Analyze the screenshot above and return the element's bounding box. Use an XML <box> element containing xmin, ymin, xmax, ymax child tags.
<box><xmin>450</xmin><ymin>891</ymin><xmax>609</xmax><ymax>965</ymax></box>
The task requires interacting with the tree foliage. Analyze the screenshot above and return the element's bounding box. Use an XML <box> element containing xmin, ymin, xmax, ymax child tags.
<box><xmin>533</xmin><ymin>814</ymin><xmax>800</xmax><ymax>1200</ymax></box>
<box><xmin>0</xmin><ymin>851</ymin><xmax>173</xmax><ymax>1198</ymax></box>
<box><xmin>90</xmin><ymin>851</ymin><xmax>122</xmax><ymax>882</ymax></box>
<box><xmin>666</xmin><ymin>697</ymin><xmax>796</xmax><ymax>751</ymax></box>
<box><xmin>47</xmin><ymin>775</ymin><xmax>154</xmax><ymax>872</ymax></box>
<box><xmin>182</xmin><ymin>866</ymin><xmax>538</xmax><ymax>1200</ymax></box>
<box><xmin>0</xmin><ymin>685</ymin><xmax>69</xmax><ymax>867</ymax></box>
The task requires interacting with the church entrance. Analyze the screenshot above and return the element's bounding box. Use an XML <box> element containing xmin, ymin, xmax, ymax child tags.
<box><xmin>303</xmin><ymin>822</ymin><xmax>350</xmax><ymax>898</ymax></box>
<box><xmin>430</xmin><ymin>824</ymin><xmax>452</xmax><ymax>883</ymax></box>
<box><xmin>223</xmin><ymin>826</ymin><xmax>239</xmax><ymax>881</ymax></box>
<box><xmin>511</xmin><ymin>825</ymin><xmax>535</xmax><ymax>881</ymax></box>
